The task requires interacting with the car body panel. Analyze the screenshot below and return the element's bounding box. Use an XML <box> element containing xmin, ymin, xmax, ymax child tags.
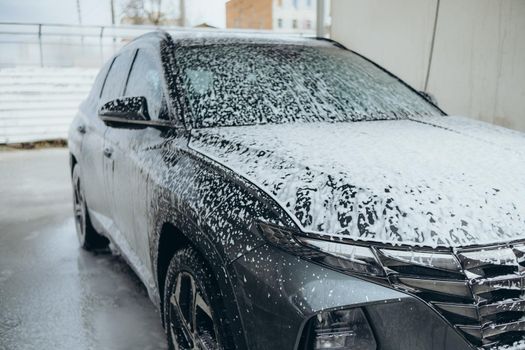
<box><xmin>69</xmin><ymin>61</ymin><xmax>113</xmax><ymax>227</ymax></box>
<box><xmin>67</xmin><ymin>31</ymin><xmax>523</xmax><ymax>350</ymax></box>
<box><xmin>231</xmin><ymin>243</ymin><xmax>473</xmax><ymax>350</ymax></box>
<box><xmin>189</xmin><ymin>117</ymin><xmax>525</xmax><ymax>248</ymax></box>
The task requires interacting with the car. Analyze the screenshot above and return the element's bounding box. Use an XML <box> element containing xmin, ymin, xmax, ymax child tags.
<box><xmin>68</xmin><ymin>30</ymin><xmax>525</xmax><ymax>350</ymax></box>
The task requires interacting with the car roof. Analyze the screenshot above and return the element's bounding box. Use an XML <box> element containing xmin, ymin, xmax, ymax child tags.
<box><xmin>166</xmin><ymin>29</ymin><xmax>336</xmax><ymax>48</ymax></box>
<box><xmin>127</xmin><ymin>29</ymin><xmax>340</xmax><ymax>49</ymax></box>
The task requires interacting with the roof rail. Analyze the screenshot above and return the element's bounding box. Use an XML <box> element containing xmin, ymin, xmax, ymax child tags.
<box><xmin>312</xmin><ymin>37</ymin><xmax>348</xmax><ymax>50</ymax></box>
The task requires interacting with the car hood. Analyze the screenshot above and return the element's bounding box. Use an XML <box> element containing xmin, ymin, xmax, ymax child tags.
<box><xmin>189</xmin><ymin>116</ymin><xmax>525</xmax><ymax>248</ymax></box>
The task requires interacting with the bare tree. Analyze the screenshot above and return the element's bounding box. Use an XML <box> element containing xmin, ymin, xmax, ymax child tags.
<box><xmin>146</xmin><ymin>0</ymin><xmax>165</xmax><ymax>25</ymax></box>
<box><xmin>121</xmin><ymin>0</ymin><xmax>179</xmax><ymax>26</ymax></box>
<box><xmin>122</xmin><ymin>0</ymin><xmax>145</xmax><ymax>24</ymax></box>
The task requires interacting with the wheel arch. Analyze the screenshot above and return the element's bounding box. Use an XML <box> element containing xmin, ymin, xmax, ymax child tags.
<box><xmin>156</xmin><ymin>221</ymin><xmax>191</xmax><ymax>321</ymax></box>
<box><xmin>154</xmin><ymin>220</ymin><xmax>247</xmax><ymax>349</ymax></box>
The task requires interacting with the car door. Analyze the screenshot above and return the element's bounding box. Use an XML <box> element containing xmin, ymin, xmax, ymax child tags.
<box><xmin>103</xmin><ymin>47</ymin><xmax>169</xmax><ymax>270</ymax></box>
<box><xmin>77</xmin><ymin>58</ymin><xmax>114</xmax><ymax>230</ymax></box>
<box><xmin>85</xmin><ymin>50</ymin><xmax>134</xmax><ymax>231</ymax></box>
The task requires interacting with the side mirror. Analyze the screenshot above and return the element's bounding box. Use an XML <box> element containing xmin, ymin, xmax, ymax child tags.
<box><xmin>419</xmin><ymin>91</ymin><xmax>438</xmax><ymax>106</ymax></box>
<box><xmin>98</xmin><ymin>96</ymin><xmax>150</xmax><ymax>127</ymax></box>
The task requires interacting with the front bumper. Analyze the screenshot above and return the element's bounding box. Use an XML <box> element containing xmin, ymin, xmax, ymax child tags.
<box><xmin>230</xmin><ymin>243</ymin><xmax>473</xmax><ymax>350</ymax></box>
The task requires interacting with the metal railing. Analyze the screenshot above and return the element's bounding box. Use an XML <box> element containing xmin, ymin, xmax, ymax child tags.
<box><xmin>0</xmin><ymin>22</ymin><xmax>317</xmax><ymax>144</ymax></box>
<box><xmin>0</xmin><ymin>22</ymin><xmax>312</xmax><ymax>68</ymax></box>
<box><xmin>0</xmin><ymin>22</ymin><xmax>190</xmax><ymax>68</ymax></box>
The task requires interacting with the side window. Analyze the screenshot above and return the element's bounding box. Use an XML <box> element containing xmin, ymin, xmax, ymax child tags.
<box><xmin>124</xmin><ymin>49</ymin><xmax>165</xmax><ymax>120</ymax></box>
<box><xmin>88</xmin><ymin>62</ymin><xmax>111</xmax><ymax>103</ymax></box>
<box><xmin>100</xmin><ymin>51</ymin><xmax>133</xmax><ymax>104</ymax></box>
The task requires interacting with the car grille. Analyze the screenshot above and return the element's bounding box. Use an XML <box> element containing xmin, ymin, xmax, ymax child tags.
<box><xmin>378</xmin><ymin>244</ymin><xmax>525</xmax><ymax>349</ymax></box>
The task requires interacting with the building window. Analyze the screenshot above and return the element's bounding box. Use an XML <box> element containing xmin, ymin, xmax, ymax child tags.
<box><xmin>307</xmin><ymin>0</ymin><xmax>312</xmax><ymax>7</ymax></box>
<box><xmin>293</xmin><ymin>0</ymin><xmax>298</xmax><ymax>9</ymax></box>
<box><xmin>277</xmin><ymin>18</ymin><xmax>283</xmax><ymax>28</ymax></box>
<box><xmin>278</xmin><ymin>0</ymin><xmax>283</xmax><ymax>7</ymax></box>
<box><xmin>305</xmin><ymin>20</ymin><xmax>311</xmax><ymax>29</ymax></box>
<box><xmin>292</xmin><ymin>19</ymin><xmax>298</xmax><ymax>29</ymax></box>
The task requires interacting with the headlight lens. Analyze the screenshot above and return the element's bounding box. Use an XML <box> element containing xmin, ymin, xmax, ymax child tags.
<box><xmin>378</xmin><ymin>248</ymin><xmax>461</xmax><ymax>271</ymax></box>
<box><xmin>298</xmin><ymin>237</ymin><xmax>385</xmax><ymax>276</ymax></box>
<box><xmin>312</xmin><ymin>308</ymin><xmax>377</xmax><ymax>350</ymax></box>
<box><xmin>258</xmin><ymin>223</ymin><xmax>385</xmax><ymax>276</ymax></box>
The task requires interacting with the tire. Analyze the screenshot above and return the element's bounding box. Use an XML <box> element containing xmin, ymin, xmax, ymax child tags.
<box><xmin>72</xmin><ymin>164</ymin><xmax>109</xmax><ymax>250</ymax></box>
<box><xmin>163</xmin><ymin>247</ymin><xmax>233</xmax><ymax>350</ymax></box>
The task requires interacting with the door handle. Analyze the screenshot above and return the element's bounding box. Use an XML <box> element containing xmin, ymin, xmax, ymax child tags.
<box><xmin>77</xmin><ymin>124</ymin><xmax>86</xmax><ymax>134</ymax></box>
<box><xmin>103</xmin><ymin>147</ymin><xmax>113</xmax><ymax>158</ymax></box>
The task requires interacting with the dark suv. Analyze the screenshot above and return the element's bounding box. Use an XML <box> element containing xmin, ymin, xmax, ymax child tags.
<box><xmin>68</xmin><ymin>31</ymin><xmax>525</xmax><ymax>350</ymax></box>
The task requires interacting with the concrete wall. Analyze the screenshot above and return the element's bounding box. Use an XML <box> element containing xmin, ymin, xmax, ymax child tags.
<box><xmin>331</xmin><ymin>0</ymin><xmax>525</xmax><ymax>132</ymax></box>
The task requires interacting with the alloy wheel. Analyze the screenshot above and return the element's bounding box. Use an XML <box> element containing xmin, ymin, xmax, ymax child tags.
<box><xmin>168</xmin><ymin>271</ymin><xmax>219</xmax><ymax>350</ymax></box>
<box><xmin>73</xmin><ymin>176</ymin><xmax>86</xmax><ymax>242</ymax></box>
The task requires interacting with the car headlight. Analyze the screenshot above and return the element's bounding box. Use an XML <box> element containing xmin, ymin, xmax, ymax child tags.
<box><xmin>298</xmin><ymin>237</ymin><xmax>385</xmax><ymax>276</ymax></box>
<box><xmin>258</xmin><ymin>223</ymin><xmax>385</xmax><ymax>276</ymax></box>
<box><xmin>378</xmin><ymin>248</ymin><xmax>461</xmax><ymax>272</ymax></box>
<box><xmin>309</xmin><ymin>308</ymin><xmax>377</xmax><ymax>350</ymax></box>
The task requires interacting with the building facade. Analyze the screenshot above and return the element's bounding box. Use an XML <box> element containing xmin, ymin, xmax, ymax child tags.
<box><xmin>226</xmin><ymin>0</ymin><xmax>316</xmax><ymax>34</ymax></box>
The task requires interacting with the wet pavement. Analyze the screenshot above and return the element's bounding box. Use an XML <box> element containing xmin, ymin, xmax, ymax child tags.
<box><xmin>0</xmin><ymin>148</ymin><xmax>167</xmax><ymax>350</ymax></box>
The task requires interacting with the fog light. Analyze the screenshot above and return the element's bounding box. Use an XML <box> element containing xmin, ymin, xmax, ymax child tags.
<box><xmin>313</xmin><ymin>308</ymin><xmax>376</xmax><ymax>350</ymax></box>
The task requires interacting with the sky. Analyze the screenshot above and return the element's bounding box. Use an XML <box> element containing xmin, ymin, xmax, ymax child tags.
<box><xmin>0</xmin><ymin>0</ymin><xmax>227</xmax><ymax>28</ymax></box>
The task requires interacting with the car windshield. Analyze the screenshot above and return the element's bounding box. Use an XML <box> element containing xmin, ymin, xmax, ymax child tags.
<box><xmin>174</xmin><ymin>43</ymin><xmax>442</xmax><ymax>128</ymax></box>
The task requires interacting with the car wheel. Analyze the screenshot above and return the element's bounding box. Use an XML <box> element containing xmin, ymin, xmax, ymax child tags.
<box><xmin>72</xmin><ymin>164</ymin><xmax>108</xmax><ymax>250</ymax></box>
<box><xmin>164</xmin><ymin>247</ymin><xmax>231</xmax><ymax>350</ymax></box>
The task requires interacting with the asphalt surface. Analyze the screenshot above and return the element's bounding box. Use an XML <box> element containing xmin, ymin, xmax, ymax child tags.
<box><xmin>0</xmin><ymin>148</ymin><xmax>167</xmax><ymax>350</ymax></box>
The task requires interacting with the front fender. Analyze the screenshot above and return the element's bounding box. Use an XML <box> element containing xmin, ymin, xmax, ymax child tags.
<box><xmin>150</xmin><ymin>207</ymin><xmax>250</xmax><ymax>350</ymax></box>
<box><xmin>230</xmin><ymin>243</ymin><xmax>473</xmax><ymax>350</ymax></box>
<box><xmin>145</xmin><ymin>144</ymin><xmax>299</xmax><ymax>349</ymax></box>
<box><xmin>148</xmin><ymin>145</ymin><xmax>296</xmax><ymax>263</ymax></box>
